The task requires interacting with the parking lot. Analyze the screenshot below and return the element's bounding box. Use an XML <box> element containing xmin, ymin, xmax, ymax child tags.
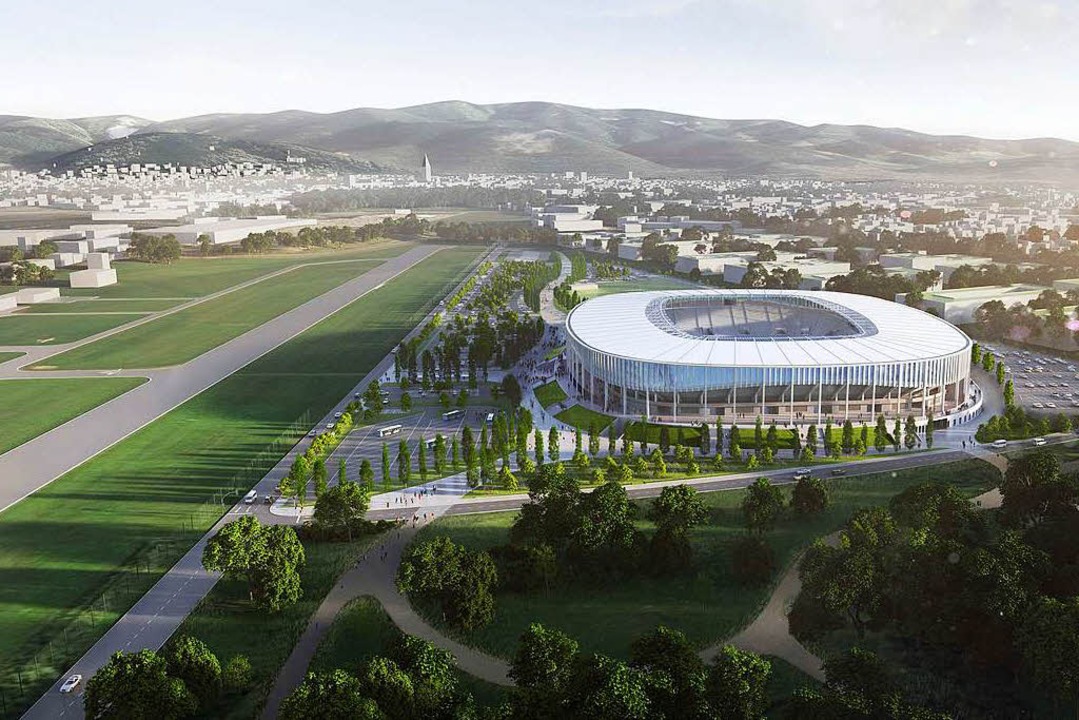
<box><xmin>982</xmin><ymin>343</ymin><xmax>1079</xmax><ymax>413</ymax></box>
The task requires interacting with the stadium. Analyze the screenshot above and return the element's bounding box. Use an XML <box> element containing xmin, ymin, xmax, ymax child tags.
<box><xmin>563</xmin><ymin>289</ymin><xmax>975</xmax><ymax>426</ymax></box>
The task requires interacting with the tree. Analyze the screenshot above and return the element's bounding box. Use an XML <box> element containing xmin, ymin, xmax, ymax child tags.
<box><xmin>501</xmin><ymin>373</ymin><xmax>522</xmax><ymax>406</ymax></box>
<box><xmin>1016</xmin><ymin>596</ymin><xmax>1079</xmax><ymax>709</ymax></box>
<box><xmin>534</xmin><ymin>428</ymin><xmax>545</xmax><ymax>466</ymax></box>
<box><xmin>874</xmin><ymin>414</ymin><xmax>888</xmax><ymax>453</ymax></box>
<box><xmin>729</xmin><ymin>423</ymin><xmax>742</xmax><ymax>459</ymax></box>
<box><xmin>548</xmin><ymin>426</ymin><xmax>559</xmax><ymax>463</ymax></box>
<box><xmin>381</xmin><ymin>443</ymin><xmax>391</xmax><ymax>485</ymax></box>
<box><xmin>510</xmin><ymin>623</ymin><xmax>580</xmax><ymax>709</ymax></box>
<box><xmin>904</xmin><ymin>415</ymin><xmax>917</xmax><ymax>450</ymax></box>
<box><xmin>164</xmin><ymin>636</ymin><xmax>221</xmax><ymax>710</ymax></box>
<box><xmin>792</xmin><ymin>476</ymin><xmax>829</xmax><ymax>516</ymax></box>
<box><xmin>707</xmin><ymin>645</ymin><xmax>771</xmax><ymax>720</ymax></box>
<box><xmin>659</xmin><ymin>424</ymin><xmax>671</xmax><ymax>454</ymax></box>
<box><xmin>562</xmin><ymin>654</ymin><xmax>652</xmax><ymax>720</ymax></box>
<box><xmin>588</xmin><ymin>422</ymin><xmax>601</xmax><ymax>458</ymax></box>
<box><xmin>418</xmin><ymin>438</ymin><xmax>428</xmax><ymax>480</ymax></box>
<box><xmin>805</xmin><ymin>423</ymin><xmax>817</xmax><ymax>456</ymax></box>
<box><xmin>397</xmin><ymin>439</ymin><xmax>411</xmax><ymax>484</ymax></box>
<box><xmin>742</xmin><ymin>477</ymin><xmax>784</xmax><ymax>534</ymax></box>
<box><xmin>313</xmin><ymin>481</ymin><xmax>370</xmax><ymax>541</ymax></box>
<box><xmin>699</xmin><ymin>422</ymin><xmax>711</xmax><ymax>457</ymax></box>
<box><xmin>312</xmin><ymin>458</ymin><xmax>328</xmax><ymax>499</ymax></box>
<box><xmin>650</xmin><ymin>447</ymin><xmax>667</xmax><ymax>477</ymax></box>
<box><xmin>1003</xmin><ymin>379</ymin><xmax>1015</xmax><ymax>407</ymax></box>
<box><xmin>84</xmin><ymin>650</ymin><xmax>196</xmax><ymax>720</ymax></box>
<box><xmin>254</xmin><ymin>525</ymin><xmax>306</xmax><ymax>611</ymax></box>
<box><xmin>925</xmin><ymin>411</ymin><xmax>934</xmax><ymax>449</ymax></box>
<box><xmin>401</xmin><ymin>391</ymin><xmax>412</xmax><ymax>412</ymax></box>
<box><xmin>731</xmin><ymin>536</ymin><xmax>776</xmax><ymax>587</ymax></box>
<box><xmin>892</xmin><ymin>417</ymin><xmax>901</xmax><ymax>452</ymax></box>
<box><xmin>648</xmin><ymin>485</ymin><xmax>707</xmax><ymax>573</ymax></box>
<box><xmin>841</xmin><ymin>420</ymin><xmax>855</xmax><ymax>454</ymax></box>
<box><xmin>201</xmin><ymin>516</ymin><xmax>267</xmax><ymax>603</ymax></box>
<box><xmin>222</xmin><ymin>655</ymin><xmax>253</xmax><ymax>694</ymax></box>
<box><xmin>280</xmin><ymin>670</ymin><xmax>381</xmax><ymax>720</ymax></box>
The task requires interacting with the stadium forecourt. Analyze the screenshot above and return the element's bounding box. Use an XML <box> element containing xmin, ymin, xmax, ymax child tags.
<box><xmin>562</xmin><ymin>289</ymin><xmax>978</xmax><ymax>427</ymax></box>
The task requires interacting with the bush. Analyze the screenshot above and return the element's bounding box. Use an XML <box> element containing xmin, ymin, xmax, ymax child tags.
<box><xmin>222</xmin><ymin>655</ymin><xmax>253</xmax><ymax>694</ymax></box>
<box><xmin>730</xmin><ymin>536</ymin><xmax>776</xmax><ymax>587</ymax></box>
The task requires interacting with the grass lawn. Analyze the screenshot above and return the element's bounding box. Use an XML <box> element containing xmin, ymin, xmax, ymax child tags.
<box><xmin>0</xmin><ymin>313</ymin><xmax>146</xmax><ymax>345</ymax></box>
<box><xmin>0</xmin><ymin>377</ymin><xmax>146</xmax><ymax>455</ymax></box>
<box><xmin>61</xmin><ymin>241</ymin><xmax>412</xmax><ymax>299</ymax></box>
<box><xmin>543</xmin><ymin>345</ymin><xmax>564</xmax><ymax>361</ymax></box>
<box><xmin>37</xmin><ymin>259</ymin><xmax>382</xmax><ymax>369</ymax></box>
<box><xmin>413</xmin><ymin>459</ymin><xmax>998</xmax><ymax>661</ymax></box>
<box><xmin>0</xmin><ymin>246</ymin><xmax>483</xmax><ymax>717</ymax></box>
<box><xmin>0</xmin><ymin>351</ymin><xmax>23</xmax><ymax>364</ymax></box>
<box><xmin>311</xmin><ymin>596</ymin><xmax>508</xmax><ymax>710</ymax></box>
<box><xmin>20</xmin><ymin>299</ymin><xmax>183</xmax><ymax>313</ymax></box>
<box><xmin>580</xmin><ymin>275</ymin><xmax>701</xmax><ymax>298</ymax></box>
<box><xmin>174</xmin><ymin>535</ymin><xmax>384</xmax><ymax>720</ymax></box>
<box><xmin>532</xmin><ymin>380</ymin><xmax>567</xmax><ymax>408</ymax></box>
<box><xmin>555</xmin><ymin>404</ymin><xmax>614</xmax><ymax>431</ymax></box>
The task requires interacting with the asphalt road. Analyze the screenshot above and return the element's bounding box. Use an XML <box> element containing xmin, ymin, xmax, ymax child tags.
<box><xmin>0</xmin><ymin>244</ymin><xmax>444</xmax><ymax>515</ymax></box>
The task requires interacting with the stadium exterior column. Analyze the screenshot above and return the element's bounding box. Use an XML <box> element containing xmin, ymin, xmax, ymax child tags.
<box><xmin>845</xmin><ymin>377</ymin><xmax>850</xmax><ymax>421</ymax></box>
<box><xmin>817</xmin><ymin>374</ymin><xmax>823</xmax><ymax>424</ymax></box>
<box><xmin>789</xmin><ymin>374</ymin><xmax>794</xmax><ymax>425</ymax></box>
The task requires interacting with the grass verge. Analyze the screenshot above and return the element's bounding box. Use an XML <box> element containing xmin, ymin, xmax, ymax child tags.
<box><xmin>0</xmin><ymin>313</ymin><xmax>146</xmax><ymax>345</ymax></box>
<box><xmin>0</xmin><ymin>377</ymin><xmax>146</xmax><ymax>455</ymax></box>
<box><xmin>532</xmin><ymin>380</ymin><xmax>567</xmax><ymax>408</ymax></box>
<box><xmin>554</xmin><ymin>404</ymin><xmax>614</xmax><ymax>430</ymax></box>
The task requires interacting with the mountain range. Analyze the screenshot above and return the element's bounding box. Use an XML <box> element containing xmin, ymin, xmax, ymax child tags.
<box><xmin>4</xmin><ymin>101</ymin><xmax>1079</xmax><ymax>182</ymax></box>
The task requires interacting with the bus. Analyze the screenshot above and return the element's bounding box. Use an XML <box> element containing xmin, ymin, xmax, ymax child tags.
<box><xmin>442</xmin><ymin>409</ymin><xmax>463</xmax><ymax>421</ymax></box>
<box><xmin>425</xmin><ymin>437</ymin><xmax>438</xmax><ymax>450</ymax></box>
<box><xmin>485</xmin><ymin>412</ymin><xmax>495</xmax><ymax>425</ymax></box>
<box><xmin>378</xmin><ymin>424</ymin><xmax>403</xmax><ymax>437</ymax></box>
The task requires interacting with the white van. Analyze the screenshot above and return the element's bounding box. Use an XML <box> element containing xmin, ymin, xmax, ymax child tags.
<box><xmin>991</xmin><ymin>439</ymin><xmax>1008</xmax><ymax>449</ymax></box>
<box><xmin>1032</xmin><ymin>437</ymin><xmax>1047</xmax><ymax>446</ymax></box>
<box><xmin>243</xmin><ymin>490</ymin><xmax>258</xmax><ymax>504</ymax></box>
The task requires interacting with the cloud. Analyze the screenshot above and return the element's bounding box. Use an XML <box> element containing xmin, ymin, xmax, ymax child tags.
<box><xmin>587</xmin><ymin>0</ymin><xmax>701</xmax><ymax>18</ymax></box>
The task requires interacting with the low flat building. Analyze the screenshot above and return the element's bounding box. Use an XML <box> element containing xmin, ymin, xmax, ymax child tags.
<box><xmin>919</xmin><ymin>284</ymin><xmax>1047</xmax><ymax>324</ymax></box>
<box><xmin>141</xmin><ymin>216</ymin><xmax>318</xmax><ymax>245</ymax></box>
<box><xmin>15</xmin><ymin>287</ymin><xmax>61</xmax><ymax>304</ymax></box>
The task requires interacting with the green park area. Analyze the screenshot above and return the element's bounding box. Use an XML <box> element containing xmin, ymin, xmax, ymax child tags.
<box><xmin>554</xmin><ymin>404</ymin><xmax>614</xmax><ymax>430</ymax></box>
<box><xmin>0</xmin><ymin>313</ymin><xmax>146</xmax><ymax>345</ymax></box>
<box><xmin>36</xmin><ymin>259</ymin><xmax>383</xmax><ymax>369</ymax></box>
<box><xmin>0</xmin><ymin>246</ymin><xmax>482</xmax><ymax>714</ymax></box>
<box><xmin>173</xmin><ymin>535</ymin><xmax>384</xmax><ymax>719</ymax></box>
<box><xmin>413</xmin><ymin>459</ymin><xmax>997</xmax><ymax>661</ymax></box>
<box><xmin>0</xmin><ymin>377</ymin><xmax>146</xmax><ymax>455</ymax></box>
<box><xmin>0</xmin><ymin>351</ymin><xmax>23</xmax><ymax>364</ymax></box>
<box><xmin>532</xmin><ymin>380</ymin><xmax>567</xmax><ymax>408</ymax></box>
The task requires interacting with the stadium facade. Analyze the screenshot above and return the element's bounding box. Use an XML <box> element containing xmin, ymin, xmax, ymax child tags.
<box><xmin>563</xmin><ymin>289</ymin><xmax>974</xmax><ymax>425</ymax></box>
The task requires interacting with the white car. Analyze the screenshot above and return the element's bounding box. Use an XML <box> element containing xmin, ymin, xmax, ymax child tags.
<box><xmin>334</xmin><ymin>412</ymin><xmax>342</xmax><ymax>419</ymax></box>
<box><xmin>1033</xmin><ymin>402</ymin><xmax>1044</xmax><ymax>408</ymax></box>
<box><xmin>60</xmin><ymin>674</ymin><xmax>81</xmax><ymax>693</ymax></box>
<box><xmin>1047</xmin><ymin>403</ymin><xmax>1057</xmax><ymax>408</ymax></box>
<box><xmin>1033</xmin><ymin>437</ymin><xmax>1047</xmax><ymax>446</ymax></box>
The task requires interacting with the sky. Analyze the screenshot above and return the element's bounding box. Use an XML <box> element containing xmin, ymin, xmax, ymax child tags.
<box><xmin>4</xmin><ymin>0</ymin><xmax>1077</xmax><ymax>140</ymax></box>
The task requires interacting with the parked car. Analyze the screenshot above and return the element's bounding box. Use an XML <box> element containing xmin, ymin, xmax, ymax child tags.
<box><xmin>60</xmin><ymin>675</ymin><xmax>82</xmax><ymax>693</ymax></box>
<box><xmin>1033</xmin><ymin>437</ymin><xmax>1047</xmax><ymax>446</ymax></box>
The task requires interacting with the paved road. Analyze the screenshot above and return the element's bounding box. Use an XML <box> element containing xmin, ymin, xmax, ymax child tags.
<box><xmin>0</xmin><ymin>245</ymin><xmax>444</xmax><ymax>515</ymax></box>
<box><xmin>19</xmin><ymin>246</ymin><xmax>496</xmax><ymax>720</ymax></box>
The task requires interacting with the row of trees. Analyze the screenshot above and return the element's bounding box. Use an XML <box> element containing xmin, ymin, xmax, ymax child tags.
<box><xmin>128</xmin><ymin>233</ymin><xmax>182</xmax><ymax>264</ymax></box>
<box><xmin>794</xmin><ymin>453</ymin><xmax>1079</xmax><ymax>717</ymax></box>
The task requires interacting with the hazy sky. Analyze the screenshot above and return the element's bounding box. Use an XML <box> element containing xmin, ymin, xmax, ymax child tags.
<box><xmin>5</xmin><ymin>0</ymin><xmax>1076</xmax><ymax>139</ymax></box>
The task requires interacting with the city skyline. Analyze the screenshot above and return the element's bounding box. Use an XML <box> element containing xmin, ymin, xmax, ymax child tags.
<box><xmin>4</xmin><ymin>0</ymin><xmax>1076</xmax><ymax>141</ymax></box>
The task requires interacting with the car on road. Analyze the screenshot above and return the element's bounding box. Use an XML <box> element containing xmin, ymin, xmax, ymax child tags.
<box><xmin>830</xmin><ymin>468</ymin><xmax>847</xmax><ymax>476</ymax></box>
<box><xmin>991</xmin><ymin>439</ymin><xmax>1008</xmax><ymax>449</ymax></box>
<box><xmin>243</xmin><ymin>490</ymin><xmax>257</xmax><ymax>504</ymax></box>
<box><xmin>326</xmin><ymin>422</ymin><xmax>335</xmax><ymax>429</ymax></box>
<box><xmin>334</xmin><ymin>412</ymin><xmax>342</xmax><ymax>419</ymax></box>
<box><xmin>792</xmin><ymin>469</ymin><xmax>812</xmax><ymax>481</ymax></box>
<box><xmin>60</xmin><ymin>675</ymin><xmax>81</xmax><ymax>693</ymax></box>
<box><xmin>1033</xmin><ymin>437</ymin><xmax>1047</xmax><ymax>446</ymax></box>
<box><xmin>308</xmin><ymin>430</ymin><xmax>318</xmax><ymax>437</ymax></box>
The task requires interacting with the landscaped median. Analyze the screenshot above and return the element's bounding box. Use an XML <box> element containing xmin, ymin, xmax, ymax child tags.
<box><xmin>0</xmin><ymin>246</ymin><xmax>483</xmax><ymax>718</ymax></box>
<box><xmin>554</xmin><ymin>404</ymin><xmax>614</xmax><ymax>430</ymax></box>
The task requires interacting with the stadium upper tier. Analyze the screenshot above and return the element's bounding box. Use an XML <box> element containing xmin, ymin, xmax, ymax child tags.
<box><xmin>563</xmin><ymin>289</ymin><xmax>974</xmax><ymax>425</ymax></box>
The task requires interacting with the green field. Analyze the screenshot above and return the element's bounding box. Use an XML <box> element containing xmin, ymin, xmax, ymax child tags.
<box><xmin>555</xmin><ymin>404</ymin><xmax>614</xmax><ymax>430</ymax></box>
<box><xmin>0</xmin><ymin>352</ymin><xmax>23</xmax><ymax>364</ymax></box>
<box><xmin>0</xmin><ymin>313</ymin><xmax>146</xmax><ymax>345</ymax></box>
<box><xmin>311</xmin><ymin>596</ymin><xmax>508</xmax><ymax>710</ymax></box>
<box><xmin>175</xmin><ymin>536</ymin><xmax>384</xmax><ymax>719</ymax></box>
<box><xmin>533</xmin><ymin>380</ymin><xmax>567</xmax><ymax>408</ymax></box>
<box><xmin>0</xmin><ymin>246</ymin><xmax>483</xmax><ymax>716</ymax></box>
<box><xmin>38</xmin><ymin>259</ymin><xmax>382</xmax><ymax>369</ymax></box>
<box><xmin>580</xmin><ymin>275</ymin><xmax>701</xmax><ymax>298</ymax></box>
<box><xmin>21</xmin><ymin>299</ymin><xmax>183</xmax><ymax>313</ymax></box>
<box><xmin>414</xmin><ymin>459</ymin><xmax>998</xmax><ymax>660</ymax></box>
<box><xmin>61</xmin><ymin>241</ymin><xmax>412</xmax><ymax>299</ymax></box>
<box><xmin>0</xmin><ymin>377</ymin><xmax>146</xmax><ymax>455</ymax></box>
